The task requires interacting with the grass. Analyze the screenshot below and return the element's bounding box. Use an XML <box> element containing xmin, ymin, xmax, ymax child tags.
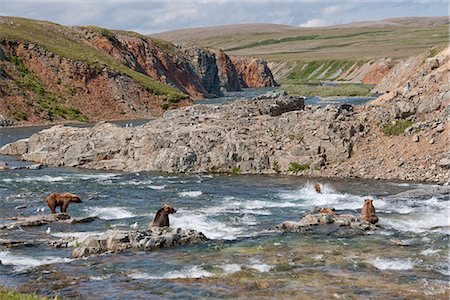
<box><xmin>288</xmin><ymin>162</ymin><xmax>310</xmax><ymax>174</ymax></box>
<box><xmin>159</xmin><ymin>21</ymin><xmax>449</xmax><ymax>63</ymax></box>
<box><xmin>282</xmin><ymin>82</ymin><xmax>373</xmax><ymax>97</ymax></box>
<box><xmin>0</xmin><ymin>287</ymin><xmax>50</xmax><ymax>300</ymax></box>
<box><xmin>272</xmin><ymin>161</ymin><xmax>281</xmax><ymax>174</ymax></box>
<box><xmin>10</xmin><ymin>56</ymin><xmax>89</xmax><ymax>122</ymax></box>
<box><xmin>382</xmin><ymin>120</ymin><xmax>414</xmax><ymax>136</ymax></box>
<box><xmin>0</xmin><ymin>17</ymin><xmax>186</xmax><ymax>101</ymax></box>
<box><xmin>231</xmin><ymin>166</ymin><xmax>241</xmax><ymax>174</ymax></box>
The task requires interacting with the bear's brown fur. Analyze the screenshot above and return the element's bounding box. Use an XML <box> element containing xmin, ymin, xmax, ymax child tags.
<box><xmin>151</xmin><ymin>204</ymin><xmax>176</xmax><ymax>227</ymax></box>
<box><xmin>45</xmin><ymin>192</ymin><xmax>82</xmax><ymax>214</ymax></box>
<box><xmin>319</xmin><ymin>207</ymin><xmax>337</xmax><ymax>215</ymax></box>
<box><xmin>361</xmin><ymin>199</ymin><xmax>379</xmax><ymax>224</ymax></box>
<box><xmin>314</xmin><ymin>183</ymin><xmax>322</xmax><ymax>194</ymax></box>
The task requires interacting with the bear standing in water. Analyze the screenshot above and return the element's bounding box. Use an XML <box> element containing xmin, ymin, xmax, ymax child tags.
<box><xmin>361</xmin><ymin>198</ymin><xmax>379</xmax><ymax>224</ymax></box>
<box><xmin>314</xmin><ymin>183</ymin><xmax>322</xmax><ymax>194</ymax></box>
<box><xmin>151</xmin><ymin>204</ymin><xmax>176</xmax><ymax>227</ymax></box>
<box><xmin>46</xmin><ymin>192</ymin><xmax>82</xmax><ymax>214</ymax></box>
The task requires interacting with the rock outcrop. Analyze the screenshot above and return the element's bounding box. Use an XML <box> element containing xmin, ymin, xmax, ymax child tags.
<box><xmin>270</xmin><ymin>209</ymin><xmax>377</xmax><ymax>237</ymax></box>
<box><xmin>0</xmin><ymin>214</ymin><xmax>98</xmax><ymax>230</ymax></box>
<box><xmin>181</xmin><ymin>47</ymin><xmax>223</xmax><ymax>97</ymax></box>
<box><xmin>70</xmin><ymin>227</ymin><xmax>208</xmax><ymax>258</ymax></box>
<box><xmin>1</xmin><ymin>91</ymin><xmax>365</xmax><ymax>174</ymax></box>
<box><xmin>1</xmin><ymin>47</ymin><xmax>447</xmax><ymax>183</ymax></box>
<box><xmin>231</xmin><ymin>56</ymin><xmax>278</xmax><ymax>88</ymax></box>
<box><xmin>211</xmin><ymin>48</ymin><xmax>241</xmax><ymax>93</ymax></box>
<box><xmin>0</xmin><ymin>17</ymin><xmax>277</xmax><ymax>125</ymax></box>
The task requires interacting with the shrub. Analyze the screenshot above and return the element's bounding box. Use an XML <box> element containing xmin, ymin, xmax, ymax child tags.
<box><xmin>288</xmin><ymin>162</ymin><xmax>310</xmax><ymax>174</ymax></box>
<box><xmin>382</xmin><ymin>120</ymin><xmax>414</xmax><ymax>136</ymax></box>
<box><xmin>231</xmin><ymin>166</ymin><xmax>241</xmax><ymax>174</ymax></box>
<box><xmin>272</xmin><ymin>161</ymin><xmax>281</xmax><ymax>174</ymax></box>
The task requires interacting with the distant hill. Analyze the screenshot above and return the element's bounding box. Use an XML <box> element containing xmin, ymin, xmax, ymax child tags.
<box><xmin>152</xmin><ymin>23</ymin><xmax>296</xmax><ymax>41</ymax></box>
<box><xmin>153</xmin><ymin>16</ymin><xmax>449</xmax><ymax>62</ymax></box>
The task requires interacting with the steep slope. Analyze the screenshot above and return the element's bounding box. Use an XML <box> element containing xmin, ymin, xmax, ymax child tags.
<box><xmin>0</xmin><ymin>17</ymin><xmax>277</xmax><ymax>126</ymax></box>
<box><xmin>2</xmin><ymin>47</ymin><xmax>447</xmax><ymax>183</ymax></box>
<box><xmin>154</xmin><ymin>16</ymin><xmax>449</xmax><ymax>84</ymax></box>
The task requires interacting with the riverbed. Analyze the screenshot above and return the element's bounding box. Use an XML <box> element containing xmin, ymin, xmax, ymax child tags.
<box><xmin>0</xmin><ymin>111</ymin><xmax>448</xmax><ymax>299</ymax></box>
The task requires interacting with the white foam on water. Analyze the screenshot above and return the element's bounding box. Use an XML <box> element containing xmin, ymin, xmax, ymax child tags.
<box><xmin>85</xmin><ymin>207</ymin><xmax>136</xmax><ymax>220</ymax></box>
<box><xmin>51</xmin><ymin>231</ymin><xmax>104</xmax><ymax>239</ymax></box>
<box><xmin>72</xmin><ymin>173</ymin><xmax>119</xmax><ymax>181</ymax></box>
<box><xmin>420</xmin><ymin>249</ymin><xmax>440</xmax><ymax>256</ymax></box>
<box><xmin>178</xmin><ymin>191</ymin><xmax>203</xmax><ymax>198</ymax></box>
<box><xmin>148</xmin><ymin>185</ymin><xmax>166</xmax><ymax>190</ymax></box>
<box><xmin>0</xmin><ymin>250</ymin><xmax>72</xmax><ymax>271</ymax></box>
<box><xmin>2</xmin><ymin>175</ymin><xmax>67</xmax><ymax>183</ymax></box>
<box><xmin>438</xmin><ymin>269</ymin><xmax>450</xmax><ymax>276</ymax></box>
<box><xmin>277</xmin><ymin>184</ymin><xmax>367</xmax><ymax>211</ymax></box>
<box><xmin>247</xmin><ymin>258</ymin><xmax>271</xmax><ymax>272</ymax></box>
<box><xmin>171</xmin><ymin>211</ymin><xmax>243</xmax><ymax>240</ymax></box>
<box><xmin>381</xmin><ymin>209</ymin><xmax>450</xmax><ymax>234</ymax></box>
<box><xmin>368</xmin><ymin>257</ymin><xmax>415</xmax><ymax>270</ymax></box>
<box><xmin>312</xmin><ymin>254</ymin><xmax>324</xmax><ymax>261</ymax></box>
<box><xmin>118</xmin><ymin>180</ymin><xmax>154</xmax><ymax>186</ymax></box>
<box><xmin>128</xmin><ymin>265</ymin><xmax>213</xmax><ymax>280</ymax></box>
<box><xmin>219</xmin><ymin>264</ymin><xmax>242</xmax><ymax>275</ymax></box>
<box><xmin>90</xmin><ymin>275</ymin><xmax>111</xmax><ymax>281</ymax></box>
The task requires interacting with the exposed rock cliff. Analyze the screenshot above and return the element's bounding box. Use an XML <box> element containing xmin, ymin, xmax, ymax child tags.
<box><xmin>2</xmin><ymin>47</ymin><xmax>448</xmax><ymax>183</ymax></box>
<box><xmin>1</xmin><ymin>92</ymin><xmax>362</xmax><ymax>175</ymax></box>
<box><xmin>181</xmin><ymin>47</ymin><xmax>223</xmax><ymax>97</ymax></box>
<box><xmin>231</xmin><ymin>56</ymin><xmax>278</xmax><ymax>88</ymax></box>
<box><xmin>0</xmin><ymin>17</ymin><xmax>277</xmax><ymax>126</ymax></box>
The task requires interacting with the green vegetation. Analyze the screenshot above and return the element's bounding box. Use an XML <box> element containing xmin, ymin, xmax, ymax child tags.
<box><xmin>288</xmin><ymin>162</ymin><xmax>310</xmax><ymax>174</ymax></box>
<box><xmin>161</xmin><ymin>20</ymin><xmax>449</xmax><ymax>68</ymax></box>
<box><xmin>11</xmin><ymin>56</ymin><xmax>88</xmax><ymax>122</ymax></box>
<box><xmin>282</xmin><ymin>82</ymin><xmax>373</xmax><ymax>97</ymax></box>
<box><xmin>0</xmin><ymin>287</ymin><xmax>50</xmax><ymax>300</ymax></box>
<box><xmin>272</xmin><ymin>161</ymin><xmax>281</xmax><ymax>174</ymax></box>
<box><xmin>286</xmin><ymin>60</ymin><xmax>361</xmax><ymax>82</ymax></box>
<box><xmin>231</xmin><ymin>166</ymin><xmax>241</xmax><ymax>174</ymax></box>
<box><xmin>0</xmin><ymin>17</ymin><xmax>186</xmax><ymax>101</ymax></box>
<box><xmin>226</xmin><ymin>34</ymin><xmax>319</xmax><ymax>51</ymax></box>
<box><xmin>382</xmin><ymin>120</ymin><xmax>414</xmax><ymax>136</ymax></box>
<box><xmin>81</xmin><ymin>25</ymin><xmax>116</xmax><ymax>40</ymax></box>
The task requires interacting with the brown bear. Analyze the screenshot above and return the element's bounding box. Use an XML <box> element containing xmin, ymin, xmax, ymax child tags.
<box><xmin>45</xmin><ymin>192</ymin><xmax>82</xmax><ymax>214</ymax></box>
<box><xmin>361</xmin><ymin>198</ymin><xmax>379</xmax><ymax>224</ymax></box>
<box><xmin>319</xmin><ymin>207</ymin><xmax>337</xmax><ymax>215</ymax></box>
<box><xmin>151</xmin><ymin>204</ymin><xmax>176</xmax><ymax>227</ymax></box>
<box><xmin>314</xmin><ymin>183</ymin><xmax>322</xmax><ymax>194</ymax></box>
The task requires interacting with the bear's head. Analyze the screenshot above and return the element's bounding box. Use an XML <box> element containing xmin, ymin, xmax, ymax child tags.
<box><xmin>163</xmin><ymin>204</ymin><xmax>176</xmax><ymax>214</ymax></box>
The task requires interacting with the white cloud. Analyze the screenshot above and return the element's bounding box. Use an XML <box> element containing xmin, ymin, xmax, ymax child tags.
<box><xmin>299</xmin><ymin>18</ymin><xmax>335</xmax><ymax>27</ymax></box>
<box><xmin>0</xmin><ymin>1</ymin><xmax>447</xmax><ymax>33</ymax></box>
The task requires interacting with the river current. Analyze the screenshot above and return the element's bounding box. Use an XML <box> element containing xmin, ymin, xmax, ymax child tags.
<box><xmin>0</xmin><ymin>90</ymin><xmax>448</xmax><ymax>299</ymax></box>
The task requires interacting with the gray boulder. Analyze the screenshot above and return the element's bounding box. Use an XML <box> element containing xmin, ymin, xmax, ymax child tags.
<box><xmin>71</xmin><ymin>227</ymin><xmax>208</xmax><ymax>258</ymax></box>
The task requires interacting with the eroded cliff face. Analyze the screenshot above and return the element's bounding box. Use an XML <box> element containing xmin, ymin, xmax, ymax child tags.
<box><xmin>72</xmin><ymin>28</ymin><xmax>210</xmax><ymax>99</ymax></box>
<box><xmin>2</xmin><ymin>47</ymin><xmax>447</xmax><ymax>183</ymax></box>
<box><xmin>231</xmin><ymin>56</ymin><xmax>278</xmax><ymax>88</ymax></box>
<box><xmin>0</xmin><ymin>17</ymin><xmax>278</xmax><ymax>126</ymax></box>
<box><xmin>0</xmin><ymin>42</ymin><xmax>180</xmax><ymax>125</ymax></box>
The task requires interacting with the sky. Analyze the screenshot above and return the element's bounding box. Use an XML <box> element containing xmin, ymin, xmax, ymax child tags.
<box><xmin>0</xmin><ymin>1</ymin><xmax>448</xmax><ymax>34</ymax></box>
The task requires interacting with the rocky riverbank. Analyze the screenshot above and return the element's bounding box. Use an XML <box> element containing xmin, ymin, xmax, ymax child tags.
<box><xmin>1</xmin><ymin>47</ymin><xmax>448</xmax><ymax>183</ymax></box>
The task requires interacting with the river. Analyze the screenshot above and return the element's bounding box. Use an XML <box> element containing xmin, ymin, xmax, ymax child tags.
<box><xmin>0</xmin><ymin>92</ymin><xmax>448</xmax><ymax>299</ymax></box>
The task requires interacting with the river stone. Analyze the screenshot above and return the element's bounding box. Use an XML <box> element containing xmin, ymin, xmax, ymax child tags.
<box><xmin>0</xmin><ymin>214</ymin><xmax>98</xmax><ymax>229</ymax></box>
<box><xmin>271</xmin><ymin>211</ymin><xmax>377</xmax><ymax>233</ymax></box>
<box><xmin>71</xmin><ymin>227</ymin><xmax>208</xmax><ymax>258</ymax></box>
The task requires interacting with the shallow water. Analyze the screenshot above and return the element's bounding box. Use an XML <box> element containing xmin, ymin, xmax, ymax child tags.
<box><xmin>0</xmin><ymin>119</ymin><xmax>448</xmax><ymax>299</ymax></box>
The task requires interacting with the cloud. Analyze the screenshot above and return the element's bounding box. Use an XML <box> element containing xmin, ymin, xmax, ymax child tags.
<box><xmin>299</xmin><ymin>18</ymin><xmax>335</xmax><ymax>27</ymax></box>
<box><xmin>0</xmin><ymin>1</ymin><xmax>447</xmax><ymax>33</ymax></box>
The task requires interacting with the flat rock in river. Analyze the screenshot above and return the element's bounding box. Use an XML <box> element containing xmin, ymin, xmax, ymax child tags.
<box><xmin>71</xmin><ymin>227</ymin><xmax>208</xmax><ymax>258</ymax></box>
